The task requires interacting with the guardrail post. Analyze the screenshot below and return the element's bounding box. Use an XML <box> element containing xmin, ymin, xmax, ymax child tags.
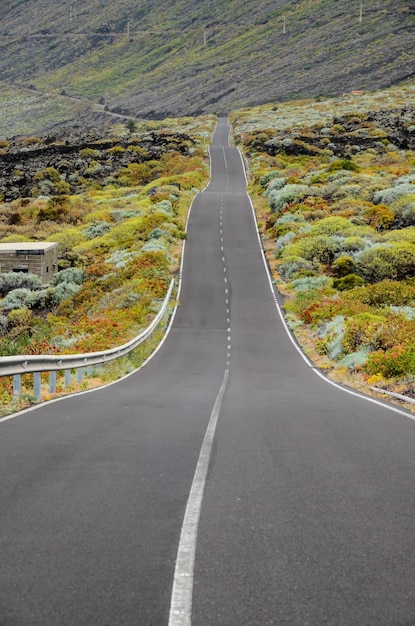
<box><xmin>87</xmin><ymin>365</ymin><xmax>93</xmax><ymax>376</ymax></box>
<box><xmin>13</xmin><ymin>374</ymin><xmax>21</xmax><ymax>397</ymax></box>
<box><xmin>76</xmin><ymin>367</ymin><xmax>83</xmax><ymax>382</ymax></box>
<box><xmin>49</xmin><ymin>371</ymin><xmax>57</xmax><ymax>394</ymax></box>
<box><xmin>34</xmin><ymin>372</ymin><xmax>41</xmax><ymax>400</ymax></box>
<box><xmin>64</xmin><ymin>369</ymin><xmax>71</xmax><ymax>387</ymax></box>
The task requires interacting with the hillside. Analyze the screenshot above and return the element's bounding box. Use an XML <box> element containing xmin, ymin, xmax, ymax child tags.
<box><xmin>1</xmin><ymin>0</ymin><xmax>415</xmax><ymax>136</ymax></box>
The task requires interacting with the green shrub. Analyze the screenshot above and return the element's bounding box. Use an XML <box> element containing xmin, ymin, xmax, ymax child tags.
<box><xmin>349</xmin><ymin>280</ymin><xmax>415</xmax><ymax>307</ymax></box>
<box><xmin>356</xmin><ymin>246</ymin><xmax>415</xmax><ymax>282</ymax></box>
<box><xmin>284</xmin><ymin>235</ymin><xmax>343</xmax><ymax>264</ymax></box>
<box><xmin>307</xmin><ymin>216</ymin><xmax>354</xmax><ymax>237</ymax></box>
<box><xmin>327</xmin><ymin>159</ymin><xmax>360</xmax><ymax>173</ymax></box>
<box><xmin>80</xmin><ymin>148</ymin><xmax>102</xmax><ymax>159</ymax></box>
<box><xmin>342</xmin><ymin>312</ymin><xmax>386</xmax><ymax>353</ymax></box>
<box><xmin>333</xmin><ymin>274</ymin><xmax>365</xmax><ymax>291</ymax></box>
<box><xmin>390</xmin><ymin>194</ymin><xmax>415</xmax><ymax>228</ymax></box>
<box><xmin>37</xmin><ymin>196</ymin><xmax>70</xmax><ymax>222</ymax></box>
<box><xmin>365</xmin><ymin>346</ymin><xmax>415</xmax><ymax>378</ymax></box>
<box><xmin>331</xmin><ymin>255</ymin><xmax>355</xmax><ymax>277</ymax></box>
<box><xmin>33</xmin><ymin>167</ymin><xmax>61</xmax><ymax>183</ymax></box>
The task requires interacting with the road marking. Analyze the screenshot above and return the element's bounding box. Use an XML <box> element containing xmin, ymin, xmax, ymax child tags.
<box><xmin>168</xmin><ymin>368</ymin><xmax>230</xmax><ymax>626</ymax></box>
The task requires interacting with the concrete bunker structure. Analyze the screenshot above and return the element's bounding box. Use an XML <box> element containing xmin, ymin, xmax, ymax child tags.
<box><xmin>0</xmin><ymin>242</ymin><xmax>58</xmax><ymax>285</ymax></box>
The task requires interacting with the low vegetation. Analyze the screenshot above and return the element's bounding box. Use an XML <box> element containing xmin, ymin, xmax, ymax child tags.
<box><xmin>0</xmin><ymin>115</ymin><xmax>215</xmax><ymax>414</ymax></box>
<box><xmin>231</xmin><ymin>83</ymin><xmax>415</xmax><ymax>408</ymax></box>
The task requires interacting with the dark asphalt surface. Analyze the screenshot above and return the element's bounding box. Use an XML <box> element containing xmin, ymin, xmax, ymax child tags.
<box><xmin>2</xmin><ymin>119</ymin><xmax>415</xmax><ymax>625</ymax></box>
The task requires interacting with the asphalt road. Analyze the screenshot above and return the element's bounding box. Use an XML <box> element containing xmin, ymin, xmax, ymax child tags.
<box><xmin>2</xmin><ymin>119</ymin><xmax>415</xmax><ymax>625</ymax></box>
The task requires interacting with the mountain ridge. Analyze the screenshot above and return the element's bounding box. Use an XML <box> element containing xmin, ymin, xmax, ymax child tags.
<box><xmin>1</xmin><ymin>0</ymin><xmax>414</xmax><ymax>135</ymax></box>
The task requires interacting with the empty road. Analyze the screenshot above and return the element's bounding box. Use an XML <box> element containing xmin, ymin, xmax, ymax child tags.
<box><xmin>2</xmin><ymin>119</ymin><xmax>415</xmax><ymax>625</ymax></box>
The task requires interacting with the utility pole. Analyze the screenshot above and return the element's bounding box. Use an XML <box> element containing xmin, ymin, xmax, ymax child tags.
<box><xmin>203</xmin><ymin>29</ymin><xmax>207</xmax><ymax>45</ymax></box>
<box><xmin>283</xmin><ymin>16</ymin><xmax>286</xmax><ymax>34</ymax></box>
<box><xmin>127</xmin><ymin>19</ymin><xmax>130</xmax><ymax>39</ymax></box>
<box><xmin>359</xmin><ymin>1</ymin><xmax>363</xmax><ymax>22</ymax></box>
<box><xmin>69</xmin><ymin>5</ymin><xmax>73</xmax><ymax>22</ymax></box>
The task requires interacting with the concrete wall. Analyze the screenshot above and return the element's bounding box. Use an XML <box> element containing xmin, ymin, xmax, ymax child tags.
<box><xmin>0</xmin><ymin>245</ymin><xmax>58</xmax><ymax>285</ymax></box>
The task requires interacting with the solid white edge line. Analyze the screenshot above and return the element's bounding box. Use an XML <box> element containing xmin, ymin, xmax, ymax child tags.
<box><xmin>234</xmin><ymin>145</ymin><xmax>415</xmax><ymax>422</ymax></box>
<box><xmin>0</xmin><ymin>130</ymin><xmax>217</xmax><ymax>425</ymax></box>
<box><xmin>168</xmin><ymin>368</ymin><xmax>230</xmax><ymax>626</ymax></box>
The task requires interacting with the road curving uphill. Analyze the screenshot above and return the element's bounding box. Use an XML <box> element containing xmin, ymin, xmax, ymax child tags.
<box><xmin>2</xmin><ymin>119</ymin><xmax>415</xmax><ymax>625</ymax></box>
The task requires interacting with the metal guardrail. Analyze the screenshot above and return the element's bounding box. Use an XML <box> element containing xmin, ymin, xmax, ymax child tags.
<box><xmin>0</xmin><ymin>279</ymin><xmax>174</xmax><ymax>399</ymax></box>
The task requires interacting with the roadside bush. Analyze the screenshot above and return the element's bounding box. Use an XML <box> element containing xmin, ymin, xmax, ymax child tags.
<box><xmin>263</xmin><ymin>177</ymin><xmax>287</xmax><ymax>196</ymax></box>
<box><xmin>32</xmin><ymin>289</ymin><xmax>54</xmax><ymax>309</ymax></box>
<box><xmin>342</xmin><ymin>312</ymin><xmax>386</xmax><ymax>353</ymax></box>
<box><xmin>52</xmin><ymin>282</ymin><xmax>82</xmax><ymax>306</ymax></box>
<box><xmin>52</xmin><ymin>267</ymin><xmax>84</xmax><ymax>286</ymax></box>
<box><xmin>331</xmin><ymin>255</ymin><xmax>355</xmax><ymax>277</ymax></box>
<box><xmin>364</xmin><ymin>203</ymin><xmax>395</xmax><ymax>230</ymax></box>
<box><xmin>355</xmin><ymin>246</ymin><xmax>415</xmax><ymax>282</ymax></box>
<box><xmin>0</xmin><ymin>272</ymin><xmax>42</xmax><ymax>296</ymax></box>
<box><xmin>0</xmin><ymin>288</ymin><xmax>36</xmax><ymax>311</ymax></box>
<box><xmin>291</xmin><ymin>276</ymin><xmax>331</xmax><ymax>291</ymax></box>
<box><xmin>373</xmin><ymin>184</ymin><xmax>415</xmax><ymax>205</ymax></box>
<box><xmin>365</xmin><ymin>346</ymin><xmax>415</xmax><ymax>378</ymax></box>
<box><xmin>349</xmin><ymin>280</ymin><xmax>415</xmax><ymax>307</ymax></box>
<box><xmin>278</xmin><ymin>255</ymin><xmax>316</xmax><ymax>279</ymax></box>
<box><xmin>333</xmin><ymin>273</ymin><xmax>365</xmax><ymax>291</ymax></box>
<box><xmin>156</xmin><ymin>200</ymin><xmax>174</xmax><ymax>216</ymax></box>
<box><xmin>327</xmin><ymin>159</ymin><xmax>360</xmax><ymax>173</ymax></box>
<box><xmin>37</xmin><ymin>196</ymin><xmax>70</xmax><ymax>222</ymax></box>
<box><xmin>338</xmin><ymin>350</ymin><xmax>370</xmax><ymax>371</ymax></box>
<box><xmin>307</xmin><ymin>216</ymin><xmax>354</xmax><ymax>237</ymax></box>
<box><xmin>390</xmin><ymin>194</ymin><xmax>415</xmax><ymax>228</ymax></box>
<box><xmin>83</xmin><ymin>221</ymin><xmax>111</xmax><ymax>239</ymax></box>
<box><xmin>267</xmin><ymin>184</ymin><xmax>308</xmax><ymax>213</ymax></box>
<box><xmin>283</xmin><ymin>235</ymin><xmax>343</xmax><ymax>264</ymax></box>
<box><xmin>276</xmin><ymin>231</ymin><xmax>296</xmax><ymax>254</ymax></box>
<box><xmin>318</xmin><ymin>315</ymin><xmax>346</xmax><ymax>360</ymax></box>
<box><xmin>259</xmin><ymin>170</ymin><xmax>281</xmax><ymax>187</ymax></box>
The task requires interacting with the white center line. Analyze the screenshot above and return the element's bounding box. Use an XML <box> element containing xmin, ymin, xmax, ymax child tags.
<box><xmin>168</xmin><ymin>369</ymin><xmax>230</xmax><ymax>626</ymax></box>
